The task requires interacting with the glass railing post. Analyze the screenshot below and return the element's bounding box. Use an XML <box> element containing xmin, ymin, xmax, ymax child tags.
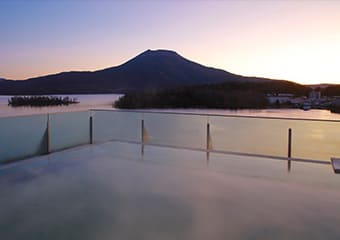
<box><xmin>206</xmin><ymin>122</ymin><xmax>210</xmax><ymax>151</ymax></box>
<box><xmin>141</xmin><ymin>119</ymin><xmax>145</xmax><ymax>144</ymax></box>
<box><xmin>141</xmin><ymin>118</ymin><xmax>145</xmax><ymax>155</ymax></box>
<box><xmin>89</xmin><ymin>114</ymin><xmax>93</xmax><ymax>144</ymax></box>
<box><xmin>47</xmin><ymin>114</ymin><xmax>51</xmax><ymax>154</ymax></box>
<box><xmin>206</xmin><ymin>117</ymin><xmax>211</xmax><ymax>164</ymax></box>
<box><xmin>288</xmin><ymin>128</ymin><xmax>292</xmax><ymax>171</ymax></box>
<box><xmin>288</xmin><ymin>128</ymin><xmax>292</xmax><ymax>158</ymax></box>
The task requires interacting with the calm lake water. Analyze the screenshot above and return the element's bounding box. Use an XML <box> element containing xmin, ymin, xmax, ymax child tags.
<box><xmin>1</xmin><ymin>94</ymin><xmax>340</xmax><ymax>120</ymax></box>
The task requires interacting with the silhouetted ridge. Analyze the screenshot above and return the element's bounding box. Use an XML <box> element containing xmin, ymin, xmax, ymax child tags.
<box><xmin>0</xmin><ymin>49</ymin><xmax>286</xmax><ymax>95</ymax></box>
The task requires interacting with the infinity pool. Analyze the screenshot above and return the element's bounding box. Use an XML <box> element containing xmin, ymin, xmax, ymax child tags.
<box><xmin>1</xmin><ymin>142</ymin><xmax>340</xmax><ymax>240</ymax></box>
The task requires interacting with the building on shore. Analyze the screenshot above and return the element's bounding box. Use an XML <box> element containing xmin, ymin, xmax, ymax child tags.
<box><xmin>266</xmin><ymin>91</ymin><xmax>331</xmax><ymax>109</ymax></box>
<box><xmin>309</xmin><ymin>90</ymin><xmax>321</xmax><ymax>100</ymax></box>
<box><xmin>266</xmin><ymin>93</ymin><xmax>295</xmax><ymax>104</ymax></box>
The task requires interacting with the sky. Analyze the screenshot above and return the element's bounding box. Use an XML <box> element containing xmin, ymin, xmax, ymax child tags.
<box><xmin>0</xmin><ymin>0</ymin><xmax>340</xmax><ymax>84</ymax></box>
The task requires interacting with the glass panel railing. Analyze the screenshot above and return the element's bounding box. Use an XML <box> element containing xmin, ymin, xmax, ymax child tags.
<box><xmin>143</xmin><ymin>112</ymin><xmax>207</xmax><ymax>149</ymax></box>
<box><xmin>92</xmin><ymin>110</ymin><xmax>141</xmax><ymax>143</ymax></box>
<box><xmin>208</xmin><ymin>115</ymin><xmax>340</xmax><ymax>161</ymax></box>
<box><xmin>2</xmin><ymin>110</ymin><xmax>340</xmax><ymax>165</ymax></box>
<box><xmin>49</xmin><ymin>111</ymin><xmax>90</xmax><ymax>152</ymax></box>
<box><xmin>91</xmin><ymin>111</ymin><xmax>340</xmax><ymax>162</ymax></box>
<box><xmin>0</xmin><ymin>114</ymin><xmax>48</xmax><ymax>163</ymax></box>
<box><xmin>210</xmin><ymin>116</ymin><xmax>290</xmax><ymax>157</ymax></box>
<box><xmin>288</xmin><ymin>120</ymin><xmax>340</xmax><ymax>161</ymax></box>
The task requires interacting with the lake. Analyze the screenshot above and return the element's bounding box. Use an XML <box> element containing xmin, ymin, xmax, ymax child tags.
<box><xmin>1</xmin><ymin>94</ymin><xmax>340</xmax><ymax>120</ymax></box>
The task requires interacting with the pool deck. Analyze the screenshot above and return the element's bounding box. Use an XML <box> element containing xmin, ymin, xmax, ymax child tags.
<box><xmin>1</xmin><ymin>141</ymin><xmax>340</xmax><ymax>240</ymax></box>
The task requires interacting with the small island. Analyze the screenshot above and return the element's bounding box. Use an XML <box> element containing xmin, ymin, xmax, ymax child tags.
<box><xmin>8</xmin><ymin>96</ymin><xmax>79</xmax><ymax>107</ymax></box>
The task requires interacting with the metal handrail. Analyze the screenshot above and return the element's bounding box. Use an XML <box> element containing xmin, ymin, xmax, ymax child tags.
<box><xmin>91</xmin><ymin>109</ymin><xmax>340</xmax><ymax>123</ymax></box>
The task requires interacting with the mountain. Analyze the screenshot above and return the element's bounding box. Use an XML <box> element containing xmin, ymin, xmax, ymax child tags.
<box><xmin>0</xmin><ymin>49</ymin><xmax>279</xmax><ymax>95</ymax></box>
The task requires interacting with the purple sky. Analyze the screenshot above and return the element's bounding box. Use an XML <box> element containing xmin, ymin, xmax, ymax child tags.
<box><xmin>1</xmin><ymin>0</ymin><xmax>340</xmax><ymax>84</ymax></box>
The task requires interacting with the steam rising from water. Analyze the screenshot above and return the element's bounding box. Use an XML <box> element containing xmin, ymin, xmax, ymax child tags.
<box><xmin>1</xmin><ymin>142</ymin><xmax>340</xmax><ymax>239</ymax></box>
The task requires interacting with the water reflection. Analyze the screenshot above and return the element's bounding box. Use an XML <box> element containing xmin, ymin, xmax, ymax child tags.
<box><xmin>1</xmin><ymin>142</ymin><xmax>340</xmax><ymax>239</ymax></box>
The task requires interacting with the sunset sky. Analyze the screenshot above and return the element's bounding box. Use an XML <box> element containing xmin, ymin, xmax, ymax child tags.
<box><xmin>1</xmin><ymin>0</ymin><xmax>340</xmax><ymax>84</ymax></box>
